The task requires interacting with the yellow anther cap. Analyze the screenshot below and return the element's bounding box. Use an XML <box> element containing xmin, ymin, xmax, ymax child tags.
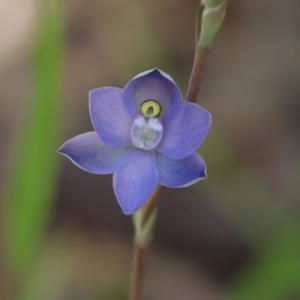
<box><xmin>140</xmin><ymin>100</ymin><xmax>161</xmax><ymax>117</ymax></box>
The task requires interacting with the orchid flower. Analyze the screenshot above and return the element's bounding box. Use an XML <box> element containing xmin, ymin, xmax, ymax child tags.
<box><xmin>58</xmin><ymin>69</ymin><xmax>211</xmax><ymax>214</ymax></box>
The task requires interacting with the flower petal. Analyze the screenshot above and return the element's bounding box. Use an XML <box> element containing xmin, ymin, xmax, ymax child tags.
<box><xmin>156</xmin><ymin>152</ymin><xmax>207</xmax><ymax>187</ymax></box>
<box><xmin>89</xmin><ymin>87</ymin><xmax>137</xmax><ymax>147</ymax></box>
<box><xmin>58</xmin><ymin>132</ymin><xmax>129</xmax><ymax>174</ymax></box>
<box><xmin>113</xmin><ymin>148</ymin><xmax>159</xmax><ymax>215</ymax></box>
<box><xmin>124</xmin><ymin>68</ymin><xmax>182</xmax><ymax>116</ymax></box>
<box><xmin>156</xmin><ymin>101</ymin><xmax>212</xmax><ymax>159</ymax></box>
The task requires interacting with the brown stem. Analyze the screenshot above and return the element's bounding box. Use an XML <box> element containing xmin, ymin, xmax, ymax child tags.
<box><xmin>141</xmin><ymin>185</ymin><xmax>165</xmax><ymax>228</ymax></box>
<box><xmin>128</xmin><ymin>30</ymin><xmax>210</xmax><ymax>300</ymax></box>
<box><xmin>128</xmin><ymin>185</ymin><xmax>164</xmax><ymax>300</ymax></box>
<box><xmin>129</xmin><ymin>243</ymin><xmax>147</xmax><ymax>300</ymax></box>
<box><xmin>185</xmin><ymin>45</ymin><xmax>210</xmax><ymax>103</ymax></box>
<box><xmin>129</xmin><ymin>4</ymin><xmax>211</xmax><ymax>299</ymax></box>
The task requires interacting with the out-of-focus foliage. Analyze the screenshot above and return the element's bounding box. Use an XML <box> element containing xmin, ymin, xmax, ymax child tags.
<box><xmin>201</xmin><ymin>132</ymin><xmax>300</xmax><ymax>299</ymax></box>
<box><xmin>230</xmin><ymin>220</ymin><xmax>300</xmax><ymax>300</ymax></box>
<box><xmin>200</xmin><ymin>130</ymin><xmax>275</xmax><ymax>240</ymax></box>
<box><xmin>17</xmin><ymin>234</ymin><xmax>74</xmax><ymax>300</ymax></box>
<box><xmin>3</xmin><ymin>0</ymin><xmax>63</xmax><ymax>275</ymax></box>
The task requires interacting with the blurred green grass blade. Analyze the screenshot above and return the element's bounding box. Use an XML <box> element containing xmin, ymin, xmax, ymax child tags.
<box><xmin>4</xmin><ymin>0</ymin><xmax>64</xmax><ymax>274</ymax></box>
<box><xmin>229</xmin><ymin>220</ymin><xmax>300</xmax><ymax>300</ymax></box>
<box><xmin>18</xmin><ymin>233</ymin><xmax>74</xmax><ymax>300</ymax></box>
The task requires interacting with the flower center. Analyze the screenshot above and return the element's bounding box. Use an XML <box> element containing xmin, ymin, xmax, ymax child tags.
<box><xmin>131</xmin><ymin>115</ymin><xmax>163</xmax><ymax>150</ymax></box>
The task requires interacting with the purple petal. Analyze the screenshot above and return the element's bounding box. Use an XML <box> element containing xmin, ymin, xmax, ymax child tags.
<box><xmin>156</xmin><ymin>101</ymin><xmax>211</xmax><ymax>159</ymax></box>
<box><xmin>113</xmin><ymin>148</ymin><xmax>159</xmax><ymax>215</ymax></box>
<box><xmin>89</xmin><ymin>87</ymin><xmax>137</xmax><ymax>147</ymax></box>
<box><xmin>156</xmin><ymin>152</ymin><xmax>207</xmax><ymax>187</ymax></box>
<box><xmin>124</xmin><ymin>68</ymin><xmax>182</xmax><ymax>116</ymax></box>
<box><xmin>58</xmin><ymin>132</ymin><xmax>129</xmax><ymax>174</ymax></box>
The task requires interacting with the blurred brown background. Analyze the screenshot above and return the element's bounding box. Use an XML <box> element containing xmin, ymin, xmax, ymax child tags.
<box><xmin>1</xmin><ymin>0</ymin><xmax>300</xmax><ymax>299</ymax></box>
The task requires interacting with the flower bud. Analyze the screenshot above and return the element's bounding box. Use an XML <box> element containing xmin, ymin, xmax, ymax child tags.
<box><xmin>198</xmin><ymin>0</ymin><xmax>227</xmax><ymax>49</ymax></box>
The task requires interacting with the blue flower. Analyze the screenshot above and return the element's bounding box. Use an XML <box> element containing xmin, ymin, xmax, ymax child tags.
<box><xmin>58</xmin><ymin>69</ymin><xmax>211</xmax><ymax>215</ymax></box>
